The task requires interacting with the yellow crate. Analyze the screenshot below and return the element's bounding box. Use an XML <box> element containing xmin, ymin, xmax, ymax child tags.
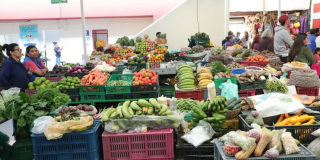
<box><xmin>222</xmin><ymin>118</ymin><xmax>239</xmax><ymax>133</ymax></box>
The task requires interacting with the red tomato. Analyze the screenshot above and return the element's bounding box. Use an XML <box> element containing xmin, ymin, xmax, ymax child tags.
<box><xmin>145</xmin><ymin>77</ymin><xmax>149</xmax><ymax>80</ymax></box>
<box><xmin>152</xmin><ymin>80</ymin><xmax>157</xmax><ymax>84</ymax></box>
<box><xmin>140</xmin><ymin>81</ymin><xmax>144</xmax><ymax>85</ymax></box>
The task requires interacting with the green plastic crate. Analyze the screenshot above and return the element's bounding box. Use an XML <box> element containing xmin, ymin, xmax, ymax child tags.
<box><xmin>132</xmin><ymin>92</ymin><xmax>158</xmax><ymax>99</ymax></box>
<box><xmin>105</xmin><ymin>74</ymin><xmax>133</xmax><ymax>94</ymax></box>
<box><xmin>111</xmin><ymin>66</ymin><xmax>137</xmax><ymax>74</ymax></box>
<box><xmin>238</xmin><ymin>80</ymin><xmax>266</xmax><ymax>91</ymax></box>
<box><xmin>44</xmin><ymin>73</ymin><xmax>65</xmax><ymax>78</ymax></box>
<box><xmin>69</xmin><ymin>95</ymin><xmax>80</xmax><ymax>102</ymax></box>
<box><xmin>79</xmin><ymin>85</ymin><xmax>105</xmax><ymax>93</ymax></box>
<box><xmin>80</xmin><ymin>93</ymin><xmax>105</xmax><ymax>101</ymax></box>
<box><xmin>68</xmin><ymin>101</ymin><xmax>93</xmax><ymax>106</ymax></box>
<box><xmin>12</xmin><ymin>139</ymin><xmax>34</xmax><ymax>160</ymax></box>
<box><xmin>105</xmin><ymin>93</ymin><xmax>132</xmax><ymax>100</ymax></box>
<box><xmin>59</xmin><ymin>88</ymin><xmax>79</xmax><ymax>95</ymax></box>
<box><xmin>159</xmin><ymin>86</ymin><xmax>175</xmax><ymax>98</ymax></box>
<box><xmin>214</xmin><ymin>77</ymin><xmax>237</xmax><ymax>88</ymax></box>
<box><xmin>130</xmin><ymin>64</ymin><xmax>147</xmax><ymax>71</ymax></box>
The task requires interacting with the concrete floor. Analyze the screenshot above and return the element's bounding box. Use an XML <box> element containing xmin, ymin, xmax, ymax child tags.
<box><xmin>0</xmin><ymin>119</ymin><xmax>15</xmax><ymax>145</ymax></box>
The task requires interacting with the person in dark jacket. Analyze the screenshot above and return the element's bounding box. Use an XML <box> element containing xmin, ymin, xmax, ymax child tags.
<box><xmin>0</xmin><ymin>43</ymin><xmax>29</xmax><ymax>92</ymax></box>
<box><xmin>259</xmin><ymin>29</ymin><xmax>274</xmax><ymax>52</ymax></box>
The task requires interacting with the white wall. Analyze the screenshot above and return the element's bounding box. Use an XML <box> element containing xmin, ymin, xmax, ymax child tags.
<box><xmin>134</xmin><ymin>0</ymin><xmax>226</xmax><ymax>49</ymax></box>
<box><xmin>0</xmin><ymin>17</ymin><xmax>153</xmax><ymax>68</ymax></box>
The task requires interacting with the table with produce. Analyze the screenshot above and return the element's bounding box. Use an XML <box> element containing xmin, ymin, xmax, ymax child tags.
<box><xmin>2</xmin><ymin>42</ymin><xmax>320</xmax><ymax>160</ymax></box>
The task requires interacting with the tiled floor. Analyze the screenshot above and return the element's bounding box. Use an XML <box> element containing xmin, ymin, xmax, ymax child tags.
<box><xmin>0</xmin><ymin>119</ymin><xmax>15</xmax><ymax>145</ymax></box>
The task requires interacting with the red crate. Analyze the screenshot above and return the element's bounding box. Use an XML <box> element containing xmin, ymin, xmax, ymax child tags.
<box><xmin>46</xmin><ymin>77</ymin><xmax>63</xmax><ymax>82</ymax></box>
<box><xmin>25</xmin><ymin>89</ymin><xmax>38</xmax><ymax>97</ymax></box>
<box><xmin>238</xmin><ymin>90</ymin><xmax>256</xmax><ymax>97</ymax></box>
<box><xmin>175</xmin><ymin>90</ymin><xmax>203</xmax><ymax>100</ymax></box>
<box><xmin>296</xmin><ymin>87</ymin><xmax>319</xmax><ymax>96</ymax></box>
<box><xmin>240</xmin><ymin>61</ymin><xmax>269</xmax><ymax>67</ymax></box>
<box><xmin>102</xmin><ymin>129</ymin><xmax>174</xmax><ymax>160</ymax></box>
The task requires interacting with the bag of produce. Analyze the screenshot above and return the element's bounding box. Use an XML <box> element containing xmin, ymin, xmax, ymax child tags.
<box><xmin>264</xmin><ymin>146</ymin><xmax>280</xmax><ymax>158</ymax></box>
<box><xmin>311</xmin><ymin>128</ymin><xmax>320</xmax><ymax>137</ymax></box>
<box><xmin>220</xmin><ymin>79</ymin><xmax>239</xmax><ymax>100</ymax></box>
<box><xmin>104</xmin><ymin>114</ymin><xmax>183</xmax><ymax>133</ymax></box>
<box><xmin>281</xmin><ymin>132</ymin><xmax>300</xmax><ymax>155</ymax></box>
<box><xmin>307</xmin><ymin>137</ymin><xmax>320</xmax><ymax>160</ymax></box>
<box><xmin>247</xmin><ymin>123</ymin><xmax>261</xmax><ymax>143</ymax></box>
<box><xmin>287</xmin><ymin>70</ymin><xmax>320</xmax><ymax>87</ymax></box>
<box><xmin>225</xmin><ymin>131</ymin><xmax>256</xmax><ymax>150</ymax></box>
<box><xmin>268</xmin><ymin>130</ymin><xmax>283</xmax><ymax>152</ymax></box>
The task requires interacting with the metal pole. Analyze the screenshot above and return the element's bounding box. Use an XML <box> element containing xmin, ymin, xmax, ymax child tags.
<box><xmin>80</xmin><ymin>0</ymin><xmax>88</xmax><ymax>61</ymax></box>
<box><xmin>225</xmin><ymin>0</ymin><xmax>230</xmax><ymax>36</ymax></box>
<box><xmin>278</xmin><ymin>0</ymin><xmax>281</xmax><ymax>25</ymax></box>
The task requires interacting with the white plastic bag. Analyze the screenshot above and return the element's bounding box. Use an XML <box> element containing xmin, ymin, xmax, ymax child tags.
<box><xmin>249</xmin><ymin>93</ymin><xmax>305</xmax><ymax>118</ymax></box>
<box><xmin>181</xmin><ymin>120</ymin><xmax>215</xmax><ymax>148</ymax></box>
<box><xmin>207</xmin><ymin>82</ymin><xmax>216</xmax><ymax>101</ymax></box>
<box><xmin>31</xmin><ymin>116</ymin><xmax>53</xmax><ymax>134</ymax></box>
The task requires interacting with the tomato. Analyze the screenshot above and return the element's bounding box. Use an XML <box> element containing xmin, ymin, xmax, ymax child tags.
<box><xmin>152</xmin><ymin>80</ymin><xmax>157</xmax><ymax>84</ymax></box>
<box><xmin>140</xmin><ymin>81</ymin><xmax>144</xmax><ymax>85</ymax></box>
<box><xmin>145</xmin><ymin>77</ymin><xmax>149</xmax><ymax>80</ymax></box>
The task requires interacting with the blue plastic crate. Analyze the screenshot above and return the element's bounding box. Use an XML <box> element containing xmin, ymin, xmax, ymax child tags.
<box><xmin>31</xmin><ymin>120</ymin><xmax>101</xmax><ymax>155</ymax></box>
<box><xmin>34</xmin><ymin>149</ymin><xmax>99</xmax><ymax>160</ymax></box>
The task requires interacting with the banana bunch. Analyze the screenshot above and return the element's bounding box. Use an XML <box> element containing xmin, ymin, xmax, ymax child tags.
<box><xmin>96</xmin><ymin>39</ymin><xmax>105</xmax><ymax>48</ymax></box>
<box><xmin>69</xmin><ymin>116</ymin><xmax>93</xmax><ymax>132</ymax></box>
<box><xmin>100</xmin><ymin>98</ymin><xmax>172</xmax><ymax>122</ymax></box>
<box><xmin>196</xmin><ymin>68</ymin><xmax>213</xmax><ymax>89</ymax></box>
<box><xmin>177</xmin><ymin>65</ymin><xmax>196</xmax><ymax>90</ymax></box>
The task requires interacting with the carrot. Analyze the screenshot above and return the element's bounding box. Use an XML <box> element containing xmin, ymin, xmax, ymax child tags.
<box><xmin>291</xmin><ymin>116</ymin><xmax>315</xmax><ymax>124</ymax></box>
<box><xmin>284</xmin><ymin>109</ymin><xmax>303</xmax><ymax>118</ymax></box>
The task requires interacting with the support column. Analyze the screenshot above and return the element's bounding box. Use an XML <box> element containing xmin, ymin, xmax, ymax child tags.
<box><xmin>80</xmin><ymin>0</ymin><xmax>88</xmax><ymax>61</ymax></box>
<box><xmin>225</xmin><ymin>0</ymin><xmax>230</xmax><ymax>36</ymax></box>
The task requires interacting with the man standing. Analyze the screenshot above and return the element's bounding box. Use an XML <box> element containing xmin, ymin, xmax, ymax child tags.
<box><xmin>274</xmin><ymin>15</ymin><xmax>294</xmax><ymax>62</ymax></box>
<box><xmin>308</xmin><ymin>29</ymin><xmax>317</xmax><ymax>53</ymax></box>
<box><xmin>53</xmin><ymin>42</ymin><xmax>63</xmax><ymax>65</ymax></box>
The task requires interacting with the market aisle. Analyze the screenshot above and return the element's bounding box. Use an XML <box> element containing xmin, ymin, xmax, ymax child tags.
<box><xmin>0</xmin><ymin>119</ymin><xmax>15</xmax><ymax>145</ymax></box>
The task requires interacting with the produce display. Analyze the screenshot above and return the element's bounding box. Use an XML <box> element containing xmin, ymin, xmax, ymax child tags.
<box><xmin>84</xmin><ymin>62</ymin><xmax>95</xmax><ymax>69</ymax></box>
<box><xmin>67</xmin><ymin>66</ymin><xmax>89</xmax><ymax>73</ymax></box>
<box><xmin>106</xmin><ymin>80</ymin><xmax>131</xmax><ymax>86</ymax></box>
<box><xmin>180</xmin><ymin>47</ymin><xmax>191</xmax><ymax>53</ymax></box>
<box><xmin>55</xmin><ymin>77</ymin><xmax>81</xmax><ymax>89</ymax></box>
<box><xmin>80</xmin><ymin>69</ymin><xmax>109</xmax><ymax>85</ymax></box>
<box><xmin>287</xmin><ymin>61</ymin><xmax>305</xmax><ymax>67</ymax></box>
<box><xmin>94</xmin><ymin>62</ymin><xmax>116</xmax><ymax>72</ymax></box>
<box><xmin>28</xmin><ymin>77</ymin><xmax>56</xmax><ymax>90</ymax></box>
<box><xmin>67</xmin><ymin>104</ymin><xmax>97</xmax><ymax>116</ymax></box>
<box><xmin>266</xmin><ymin>79</ymin><xmax>288</xmax><ymax>93</ymax></box>
<box><xmin>263</xmin><ymin>65</ymin><xmax>281</xmax><ymax>76</ymax></box>
<box><xmin>136</xmin><ymin>42</ymin><xmax>147</xmax><ymax>52</ymax></box>
<box><xmin>232</xmin><ymin>49</ymin><xmax>252</xmax><ymax>58</ymax></box>
<box><xmin>116</xmin><ymin>36</ymin><xmax>133</xmax><ymax>47</ymax></box>
<box><xmin>149</xmin><ymin>54</ymin><xmax>164</xmax><ymax>63</ymax></box>
<box><xmin>164</xmin><ymin>53</ymin><xmax>178</xmax><ymax>62</ymax></box>
<box><xmin>207</xmin><ymin>61</ymin><xmax>229</xmax><ymax>76</ymax></box>
<box><xmin>244</xmin><ymin>55</ymin><xmax>269</xmax><ymax>63</ymax></box>
<box><xmin>215</xmin><ymin>72</ymin><xmax>236</xmax><ymax>78</ymax></box>
<box><xmin>96</xmin><ymin>39</ymin><xmax>105</xmax><ymax>48</ymax></box>
<box><xmin>48</xmin><ymin>65</ymin><xmax>69</xmax><ymax>74</ymax></box>
<box><xmin>226</xmin><ymin>62</ymin><xmax>244</xmax><ymax>70</ymax></box>
<box><xmin>156</xmin><ymin>33</ymin><xmax>167</xmax><ymax>44</ymax></box>
<box><xmin>275</xmin><ymin>112</ymin><xmax>316</xmax><ymax>126</ymax></box>
<box><xmin>233</xmin><ymin>44</ymin><xmax>243</xmax><ymax>49</ymax></box>
<box><xmin>192</xmin><ymin>45</ymin><xmax>205</xmax><ymax>53</ymax></box>
<box><xmin>91</xmin><ymin>49</ymin><xmax>102</xmax><ymax>55</ymax></box>
<box><xmin>177</xmin><ymin>98</ymin><xmax>198</xmax><ymax>112</ymax></box>
<box><xmin>132</xmin><ymin>69</ymin><xmax>158</xmax><ymax>85</ymax></box>
<box><xmin>211</xmin><ymin>49</ymin><xmax>225</xmax><ymax>56</ymax></box>
<box><xmin>104</xmin><ymin>45</ymin><xmax>119</xmax><ymax>54</ymax></box>
<box><xmin>191</xmin><ymin>32</ymin><xmax>209</xmax><ymax>39</ymax></box>
<box><xmin>177</xmin><ymin>65</ymin><xmax>196</xmax><ymax>90</ymax></box>
<box><xmin>155</xmin><ymin>45</ymin><xmax>168</xmax><ymax>54</ymax></box>
<box><xmin>191</xmin><ymin>96</ymin><xmax>227</xmax><ymax>135</ymax></box>
<box><xmin>236</xmin><ymin>71</ymin><xmax>265</xmax><ymax>83</ymax></box>
<box><xmin>128</xmin><ymin>56</ymin><xmax>146</xmax><ymax>65</ymax></box>
<box><xmin>258</xmin><ymin>50</ymin><xmax>278</xmax><ymax>59</ymax></box>
<box><xmin>208</xmin><ymin>49</ymin><xmax>227</xmax><ymax>64</ymax></box>
<box><xmin>196</xmin><ymin>68</ymin><xmax>213</xmax><ymax>89</ymax></box>
<box><xmin>110</xmin><ymin>53</ymin><xmax>122</xmax><ymax>62</ymax></box>
<box><xmin>226</xmin><ymin>97</ymin><xmax>242</xmax><ymax>110</ymax></box>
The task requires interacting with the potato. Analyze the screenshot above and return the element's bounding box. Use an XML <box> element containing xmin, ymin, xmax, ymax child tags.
<box><xmin>85</xmin><ymin>106</ymin><xmax>94</xmax><ymax>111</ymax></box>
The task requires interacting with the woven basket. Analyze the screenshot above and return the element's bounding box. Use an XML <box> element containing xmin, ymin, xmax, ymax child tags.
<box><xmin>226</xmin><ymin>108</ymin><xmax>241</xmax><ymax>120</ymax></box>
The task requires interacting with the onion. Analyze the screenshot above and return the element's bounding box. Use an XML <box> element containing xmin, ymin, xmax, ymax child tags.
<box><xmin>74</xmin><ymin>71</ymin><xmax>78</xmax><ymax>73</ymax></box>
<box><xmin>67</xmin><ymin>70</ymin><xmax>71</xmax><ymax>73</ymax></box>
<box><xmin>79</xmin><ymin>66</ymin><xmax>84</xmax><ymax>70</ymax></box>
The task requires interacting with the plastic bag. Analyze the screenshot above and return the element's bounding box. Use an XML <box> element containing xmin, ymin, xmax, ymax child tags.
<box><xmin>311</xmin><ymin>128</ymin><xmax>320</xmax><ymax>137</ymax></box>
<box><xmin>268</xmin><ymin>130</ymin><xmax>283</xmax><ymax>152</ymax></box>
<box><xmin>31</xmin><ymin>116</ymin><xmax>53</xmax><ymax>134</ymax></box>
<box><xmin>104</xmin><ymin>114</ymin><xmax>183</xmax><ymax>133</ymax></box>
<box><xmin>181</xmin><ymin>120</ymin><xmax>215</xmax><ymax>148</ymax></box>
<box><xmin>220</xmin><ymin>79</ymin><xmax>239</xmax><ymax>100</ymax></box>
<box><xmin>207</xmin><ymin>82</ymin><xmax>216</xmax><ymax>101</ymax></box>
<box><xmin>307</xmin><ymin>137</ymin><xmax>320</xmax><ymax>160</ymax></box>
<box><xmin>281</xmin><ymin>62</ymin><xmax>310</xmax><ymax>72</ymax></box>
<box><xmin>281</xmin><ymin>132</ymin><xmax>300</xmax><ymax>154</ymax></box>
<box><xmin>247</xmin><ymin>123</ymin><xmax>261</xmax><ymax>142</ymax></box>
<box><xmin>264</xmin><ymin>146</ymin><xmax>280</xmax><ymax>158</ymax></box>
<box><xmin>248</xmin><ymin>93</ymin><xmax>305</xmax><ymax>118</ymax></box>
<box><xmin>225</xmin><ymin>131</ymin><xmax>256</xmax><ymax>150</ymax></box>
<box><xmin>168</xmin><ymin>97</ymin><xmax>177</xmax><ymax>111</ymax></box>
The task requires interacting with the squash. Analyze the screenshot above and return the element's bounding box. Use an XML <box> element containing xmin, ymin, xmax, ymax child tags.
<box><xmin>278</xmin><ymin>115</ymin><xmax>298</xmax><ymax>126</ymax></box>
<box><xmin>254</xmin><ymin>132</ymin><xmax>272</xmax><ymax>157</ymax></box>
<box><xmin>235</xmin><ymin>143</ymin><xmax>256</xmax><ymax>160</ymax></box>
<box><xmin>293</xmin><ymin>94</ymin><xmax>315</xmax><ymax>105</ymax></box>
<box><xmin>268</xmin><ymin>130</ymin><xmax>283</xmax><ymax>152</ymax></box>
<box><xmin>291</xmin><ymin>116</ymin><xmax>315</xmax><ymax>124</ymax></box>
<box><xmin>303</xmin><ymin>118</ymin><xmax>315</xmax><ymax>125</ymax></box>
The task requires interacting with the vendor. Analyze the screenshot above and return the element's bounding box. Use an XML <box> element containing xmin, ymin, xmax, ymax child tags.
<box><xmin>23</xmin><ymin>45</ymin><xmax>48</xmax><ymax>82</ymax></box>
<box><xmin>0</xmin><ymin>43</ymin><xmax>29</xmax><ymax>92</ymax></box>
<box><xmin>154</xmin><ymin>32</ymin><xmax>161</xmax><ymax>43</ymax></box>
<box><xmin>287</xmin><ymin>33</ymin><xmax>316</xmax><ymax>65</ymax></box>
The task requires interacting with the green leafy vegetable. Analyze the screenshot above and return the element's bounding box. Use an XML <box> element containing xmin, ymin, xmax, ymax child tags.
<box><xmin>207</xmin><ymin>61</ymin><xmax>229</xmax><ymax>76</ymax></box>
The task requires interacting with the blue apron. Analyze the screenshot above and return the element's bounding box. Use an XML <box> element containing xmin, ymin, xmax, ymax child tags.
<box><xmin>23</xmin><ymin>57</ymin><xmax>44</xmax><ymax>82</ymax></box>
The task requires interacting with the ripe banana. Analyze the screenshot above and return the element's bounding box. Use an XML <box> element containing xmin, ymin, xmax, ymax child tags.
<box><xmin>197</xmin><ymin>68</ymin><xmax>211</xmax><ymax>74</ymax></box>
<box><xmin>69</xmin><ymin>117</ymin><xmax>93</xmax><ymax>132</ymax></box>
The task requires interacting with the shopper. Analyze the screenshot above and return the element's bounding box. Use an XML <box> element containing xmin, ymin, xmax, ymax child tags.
<box><xmin>259</xmin><ymin>29</ymin><xmax>274</xmax><ymax>52</ymax></box>
<box><xmin>222</xmin><ymin>31</ymin><xmax>234</xmax><ymax>48</ymax></box>
<box><xmin>223</xmin><ymin>36</ymin><xmax>234</xmax><ymax>49</ymax></box>
<box><xmin>312</xmin><ymin>48</ymin><xmax>320</xmax><ymax>76</ymax></box>
<box><xmin>274</xmin><ymin>15</ymin><xmax>294</xmax><ymax>63</ymax></box>
<box><xmin>54</xmin><ymin>42</ymin><xmax>63</xmax><ymax>65</ymax></box>
<box><xmin>241</xmin><ymin>31</ymin><xmax>250</xmax><ymax>49</ymax></box>
<box><xmin>287</xmin><ymin>33</ymin><xmax>315</xmax><ymax>65</ymax></box>
<box><xmin>307</xmin><ymin>29</ymin><xmax>317</xmax><ymax>53</ymax></box>
<box><xmin>154</xmin><ymin>32</ymin><xmax>161</xmax><ymax>43</ymax></box>
<box><xmin>0</xmin><ymin>43</ymin><xmax>29</xmax><ymax>92</ymax></box>
<box><xmin>234</xmin><ymin>32</ymin><xmax>241</xmax><ymax>44</ymax></box>
<box><xmin>251</xmin><ymin>35</ymin><xmax>261</xmax><ymax>51</ymax></box>
<box><xmin>23</xmin><ymin>45</ymin><xmax>48</xmax><ymax>82</ymax></box>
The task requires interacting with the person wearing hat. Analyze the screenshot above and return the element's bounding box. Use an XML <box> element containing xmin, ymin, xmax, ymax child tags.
<box><xmin>53</xmin><ymin>42</ymin><xmax>63</xmax><ymax>65</ymax></box>
<box><xmin>274</xmin><ymin>15</ymin><xmax>294</xmax><ymax>62</ymax></box>
<box><xmin>222</xmin><ymin>31</ymin><xmax>235</xmax><ymax>49</ymax></box>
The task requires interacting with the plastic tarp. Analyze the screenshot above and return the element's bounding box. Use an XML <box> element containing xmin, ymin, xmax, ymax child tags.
<box><xmin>230</xmin><ymin>0</ymin><xmax>310</xmax><ymax>12</ymax></box>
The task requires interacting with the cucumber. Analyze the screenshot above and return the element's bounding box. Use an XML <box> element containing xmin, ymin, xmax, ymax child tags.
<box><xmin>227</xmin><ymin>97</ymin><xmax>237</xmax><ymax>105</ymax></box>
<box><xmin>229</xmin><ymin>99</ymin><xmax>241</xmax><ymax>107</ymax></box>
<box><xmin>233</xmin><ymin>103</ymin><xmax>241</xmax><ymax>110</ymax></box>
<box><xmin>227</xmin><ymin>104</ymin><xmax>235</xmax><ymax>110</ymax></box>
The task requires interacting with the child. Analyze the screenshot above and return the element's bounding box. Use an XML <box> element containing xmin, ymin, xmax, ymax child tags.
<box><xmin>312</xmin><ymin>48</ymin><xmax>320</xmax><ymax>76</ymax></box>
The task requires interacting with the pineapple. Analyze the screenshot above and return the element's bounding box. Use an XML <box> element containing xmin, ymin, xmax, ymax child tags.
<box><xmin>156</xmin><ymin>33</ymin><xmax>161</xmax><ymax>44</ymax></box>
<box><xmin>161</xmin><ymin>33</ymin><xmax>167</xmax><ymax>44</ymax></box>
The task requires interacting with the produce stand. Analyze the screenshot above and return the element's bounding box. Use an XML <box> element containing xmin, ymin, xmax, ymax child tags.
<box><xmin>12</xmin><ymin>139</ymin><xmax>34</xmax><ymax>160</ymax></box>
<box><xmin>213</xmin><ymin>139</ymin><xmax>316</xmax><ymax>160</ymax></box>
